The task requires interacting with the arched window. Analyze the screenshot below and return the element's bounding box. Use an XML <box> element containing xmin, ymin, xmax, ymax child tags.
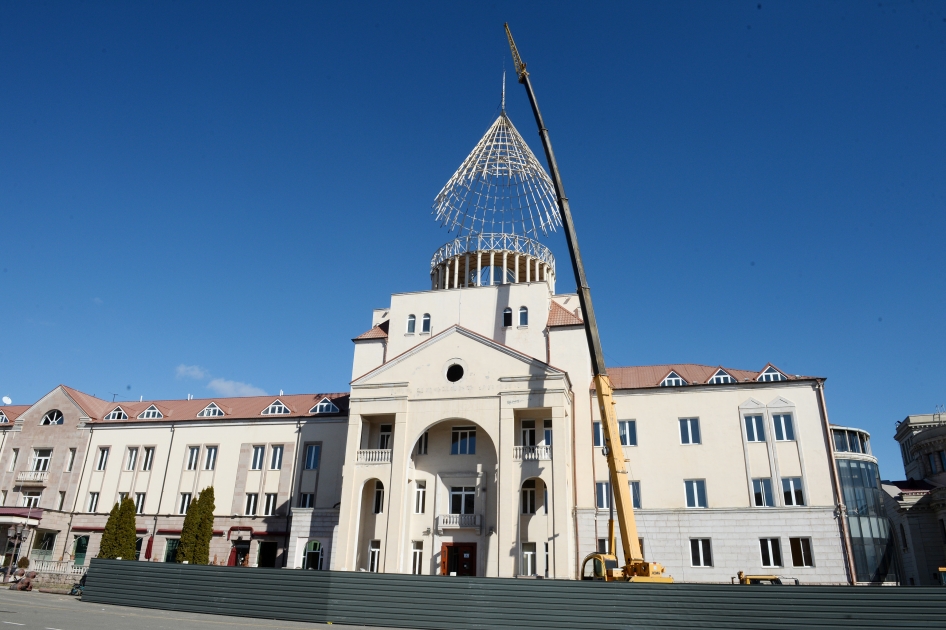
<box><xmin>406</xmin><ymin>314</ymin><xmax>416</xmax><ymax>334</ymax></box>
<box><xmin>41</xmin><ymin>410</ymin><xmax>64</xmax><ymax>425</ymax></box>
<box><xmin>502</xmin><ymin>308</ymin><xmax>512</xmax><ymax>327</ymax></box>
<box><xmin>421</xmin><ymin>314</ymin><xmax>431</xmax><ymax>333</ymax></box>
<box><xmin>519</xmin><ymin>306</ymin><xmax>528</xmax><ymax>326</ymax></box>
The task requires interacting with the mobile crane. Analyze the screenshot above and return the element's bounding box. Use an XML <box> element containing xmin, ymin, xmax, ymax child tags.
<box><xmin>505</xmin><ymin>23</ymin><xmax>672</xmax><ymax>583</ymax></box>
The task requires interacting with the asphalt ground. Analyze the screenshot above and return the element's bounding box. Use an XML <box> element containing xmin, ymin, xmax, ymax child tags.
<box><xmin>0</xmin><ymin>588</ymin><xmax>410</xmax><ymax>630</ymax></box>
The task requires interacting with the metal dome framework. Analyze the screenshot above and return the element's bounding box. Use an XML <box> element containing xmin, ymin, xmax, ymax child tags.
<box><xmin>432</xmin><ymin>112</ymin><xmax>562</xmax><ymax>240</ymax></box>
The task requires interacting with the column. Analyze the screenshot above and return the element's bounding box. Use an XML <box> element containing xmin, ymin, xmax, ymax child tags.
<box><xmin>514</xmin><ymin>254</ymin><xmax>519</xmax><ymax>284</ymax></box>
<box><xmin>502</xmin><ymin>252</ymin><xmax>508</xmax><ymax>284</ymax></box>
<box><xmin>383</xmin><ymin>410</ymin><xmax>412</xmax><ymax>573</ymax></box>
<box><xmin>476</xmin><ymin>253</ymin><xmax>482</xmax><ymax>287</ymax></box>
<box><xmin>464</xmin><ymin>253</ymin><xmax>470</xmax><ymax>288</ymax></box>
<box><xmin>453</xmin><ymin>256</ymin><xmax>459</xmax><ymax>289</ymax></box>
<box><xmin>526</xmin><ymin>257</ymin><xmax>531</xmax><ymax>283</ymax></box>
<box><xmin>489</xmin><ymin>252</ymin><xmax>495</xmax><ymax>285</ymax></box>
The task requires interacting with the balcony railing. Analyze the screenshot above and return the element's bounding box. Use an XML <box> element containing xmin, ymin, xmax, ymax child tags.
<box><xmin>513</xmin><ymin>445</ymin><xmax>552</xmax><ymax>461</ymax></box>
<box><xmin>16</xmin><ymin>470</ymin><xmax>49</xmax><ymax>484</ymax></box>
<box><xmin>26</xmin><ymin>557</ymin><xmax>87</xmax><ymax>575</ymax></box>
<box><xmin>437</xmin><ymin>513</ymin><xmax>482</xmax><ymax>534</ymax></box>
<box><xmin>356</xmin><ymin>449</ymin><xmax>392</xmax><ymax>464</ymax></box>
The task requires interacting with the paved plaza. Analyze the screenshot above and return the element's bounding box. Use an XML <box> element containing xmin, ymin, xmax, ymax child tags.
<box><xmin>0</xmin><ymin>589</ymin><xmax>403</xmax><ymax>630</ymax></box>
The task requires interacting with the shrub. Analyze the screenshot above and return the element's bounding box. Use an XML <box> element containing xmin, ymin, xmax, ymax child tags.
<box><xmin>115</xmin><ymin>497</ymin><xmax>138</xmax><ymax>560</ymax></box>
<box><xmin>16</xmin><ymin>557</ymin><xmax>29</xmax><ymax>569</ymax></box>
<box><xmin>98</xmin><ymin>502</ymin><xmax>121</xmax><ymax>559</ymax></box>
<box><xmin>194</xmin><ymin>487</ymin><xmax>215</xmax><ymax>565</ymax></box>
<box><xmin>176</xmin><ymin>493</ymin><xmax>201</xmax><ymax>563</ymax></box>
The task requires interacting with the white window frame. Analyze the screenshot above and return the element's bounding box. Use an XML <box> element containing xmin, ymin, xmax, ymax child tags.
<box><xmin>251</xmin><ymin>446</ymin><xmax>265</xmax><ymax>470</ymax></box>
<box><xmin>421</xmin><ymin>313</ymin><xmax>431</xmax><ymax>333</ymax></box>
<box><xmin>760</xmin><ymin>538</ymin><xmax>782</xmax><ymax>567</ymax></box>
<box><xmin>690</xmin><ymin>538</ymin><xmax>712</xmax><ymax>567</ymax></box>
<box><xmin>134</xmin><ymin>492</ymin><xmax>146</xmax><ymax>514</ymax></box>
<box><xmin>518</xmin><ymin>306</ymin><xmax>528</xmax><ymax>327</ymax></box>
<box><xmin>41</xmin><ymin>409</ymin><xmax>64</xmax><ymax>425</ymax></box>
<box><xmin>66</xmin><ymin>448</ymin><xmax>76</xmax><ymax>472</ymax></box>
<box><xmin>758</xmin><ymin>367</ymin><xmax>787</xmax><ymax>382</ymax></box>
<box><xmin>619</xmin><ymin>420</ymin><xmax>637</xmax><ymax>446</ymax></box>
<box><xmin>593</xmin><ymin>422</ymin><xmax>604</xmax><ymax>447</ymax></box>
<box><xmin>105</xmin><ymin>407</ymin><xmax>127</xmax><ymax>420</ymax></box>
<box><xmin>411</xmin><ymin>541</ymin><xmax>424</xmax><ymax>575</ymax></box>
<box><xmin>186</xmin><ymin>446</ymin><xmax>200</xmax><ymax>470</ymax></box>
<box><xmin>414</xmin><ymin>481</ymin><xmax>426</xmax><ymax>514</ymax></box>
<box><xmin>629</xmin><ymin>480</ymin><xmax>642</xmax><ymax>509</ymax></box>
<box><xmin>521</xmin><ymin>542</ymin><xmax>536</xmax><ymax>576</ymax></box>
<box><xmin>142</xmin><ymin>447</ymin><xmax>155</xmax><ymax>471</ymax></box>
<box><xmin>138</xmin><ymin>405</ymin><xmax>163</xmax><ymax>420</ymax></box>
<box><xmin>450</xmin><ymin>426</ymin><xmax>476</xmax><ymax>455</ymax></box>
<box><xmin>782</xmin><ymin>477</ymin><xmax>805</xmax><ymax>506</ymax></box>
<box><xmin>88</xmin><ymin>492</ymin><xmax>100</xmax><ymax>513</ymax></box>
<box><xmin>261</xmin><ymin>400</ymin><xmax>290</xmax><ymax>415</ymax></box>
<box><xmin>197</xmin><ymin>402</ymin><xmax>224</xmax><ymax>417</ymax></box>
<box><xmin>264</xmin><ymin>493</ymin><xmax>277</xmax><ymax>516</ymax></box>
<box><xmin>126</xmin><ymin>447</ymin><xmax>138</xmax><ymax>471</ymax></box>
<box><xmin>790</xmin><ymin>537</ymin><xmax>814</xmax><ymax>567</ymax></box>
<box><xmin>595</xmin><ymin>481</ymin><xmax>610</xmax><ymax>510</ymax></box>
<box><xmin>502</xmin><ymin>307</ymin><xmax>512</xmax><ymax>328</ymax></box>
<box><xmin>660</xmin><ymin>371</ymin><xmax>686</xmax><ymax>387</ymax></box>
<box><xmin>415</xmin><ymin>432</ymin><xmax>428</xmax><ymax>456</ymax></box>
<box><xmin>310</xmin><ymin>398</ymin><xmax>339</xmax><ymax>414</ymax></box>
<box><xmin>22</xmin><ymin>491</ymin><xmax>41</xmax><ymax>508</ymax></box>
<box><xmin>708</xmin><ymin>369</ymin><xmax>735</xmax><ymax>384</ymax></box>
<box><xmin>449</xmin><ymin>486</ymin><xmax>475</xmax><ymax>515</ymax></box>
<box><xmin>744</xmin><ymin>415</ymin><xmax>766</xmax><ymax>442</ymax></box>
<box><xmin>298</xmin><ymin>493</ymin><xmax>314</xmax><ymax>508</ymax></box>
<box><xmin>378</xmin><ymin>425</ymin><xmax>392</xmax><ymax>450</ymax></box>
<box><xmin>304</xmin><ymin>444</ymin><xmax>320</xmax><ymax>470</ymax></box>
<box><xmin>245</xmin><ymin>493</ymin><xmax>258</xmax><ymax>516</ymax></box>
<box><xmin>406</xmin><ymin>314</ymin><xmax>416</xmax><ymax>334</ymax></box>
<box><xmin>685</xmin><ymin>479</ymin><xmax>707</xmax><ymax>508</ymax></box>
<box><xmin>752</xmin><ymin>478</ymin><xmax>775</xmax><ymax>507</ymax></box>
<box><xmin>179</xmin><ymin>493</ymin><xmax>192</xmax><ymax>514</ymax></box>
<box><xmin>56</xmin><ymin>491</ymin><xmax>65</xmax><ymax>510</ymax></box>
<box><xmin>31</xmin><ymin>449</ymin><xmax>52</xmax><ymax>472</ymax></box>
<box><xmin>368</xmin><ymin>540</ymin><xmax>381</xmax><ymax>572</ymax></box>
<box><xmin>373</xmin><ymin>482</ymin><xmax>384</xmax><ymax>514</ymax></box>
<box><xmin>96</xmin><ymin>447</ymin><xmax>110</xmax><ymax>471</ymax></box>
<box><xmin>204</xmin><ymin>446</ymin><xmax>217</xmax><ymax>470</ymax></box>
<box><xmin>522</xmin><ymin>481</ymin><xmax>536</xmax><ymax>514</ymax></box>
<box><xmin>773</xmin><ymin>414</ymin><xmax>795</xmax><ymax>441</ymax></box>
<box><xmin>679</xmin><ymin>418</ymin><xmax>701</xmax><ymax>445</ymax></box>
<box><xmin>9</xmin><ymin>449</ymin><xmax>17</xmax><ymax>472</ymax></box>
<box><xmin>270</xmin><ymin>445</ymin><xmax>284</xmax><ymax>470</ymax></box>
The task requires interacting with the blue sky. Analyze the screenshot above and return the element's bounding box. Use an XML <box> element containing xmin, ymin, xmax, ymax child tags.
<box><xmin>1</xmin><ymin>2</ymin><xmax>943</xmax><ymax>477</ymax></box>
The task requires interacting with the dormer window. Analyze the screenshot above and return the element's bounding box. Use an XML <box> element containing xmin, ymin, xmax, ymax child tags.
<box><xmin>104</xmin><ymin>407</ymin><xmax>128</xmax><ymax>420</ymax></box>
<box><xmin>406</xmin><ymin>314</ymin><xmax>416</xmax><ymax>334</ymax></box>
<box><xmin>310</xmin><ymin>398</ymin><xmax>339</xmax><ymax>414</ymax></box>
<box><xmin>502</xmin><ymin>308</ymin><xmax>512</xmax><ymax>327</ymax></box>
<box><xmin>138</xmin><ymin>405</ymin><xmax>163</xmax><ymax>420</ymax></box>
<box><xmin>421</xmin><ymin>313</ymin><xmax>431</xmax><ymax>333</ymax></box>
<box><xmin>0</xmin><ymin>411</ymin><xmax>8</xmax><ymax>424</ymax></box>
<box><xmin>660</xmin><ymin>371</ymin><xmax>687</xmax><ymax>387</ymax></box>
<box><xmin>758</xmin><ymin>366</ymin><xmax>787</xmax><ymax>382</ymax></box>
<box><xmin>262</xmin><ymin>400</ymin><xmax>290</xmax><ymax>415</ymax></box>
<box><xmin>197</xmin><ymin>403</ymin><xmax>224</xmax><ymax>418</ymax></box>
<box><xmin>519</xmin><ymin>306</ymin><xmax>528</xmax><ymax>326</ymax></box>
<box><xmin>708</xmin><ymin>369</ymin><xmax>735</xmax><ymax>385</ymax></box>
<box><xmin>41</xmin><ymin>410</ymin><xmax>64</xmax><ymax>425</ymax></box>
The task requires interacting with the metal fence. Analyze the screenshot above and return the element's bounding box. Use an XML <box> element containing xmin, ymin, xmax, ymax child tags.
<box><xmin>82</xmin><ymin>559</ymin><xmax>946</xmax><ymax>630</ymax></box>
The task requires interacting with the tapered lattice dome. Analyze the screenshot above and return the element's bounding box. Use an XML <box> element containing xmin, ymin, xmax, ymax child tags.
<box><xmin>432</xmin><ymin>112</ymin><xmax>562</xmax><ymax>239</ymax></box>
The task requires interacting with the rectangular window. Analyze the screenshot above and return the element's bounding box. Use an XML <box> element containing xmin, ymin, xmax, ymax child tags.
<box><xmin>521</xmin><ymin>420</ymin><xmax>536</xmax><ymax>447</ymax></box>
<box><xmin>251</xmin><ymin>446</ymin><xmax>265</xmax><ymax>470</ymax></box>
<box><xmin>833</xmin><ymin>429</ymin><xmax>848</xmax><ymax>452</ymax></box>
<box><xmin>545</xmin><ymin>542</ymin><xmax>550</xmax><ymax>577</ymax></box>
<box><xmin>629</xmin><ymin>480</ymin><xmax>642</xmax><ymax>509</ymax></box>
<box><xmin>782</xmin><ymin>477</ymin><xmax>805</xmax><ymax>506</ymax></box>
<box><xmin>134</xmin><ymin>492</ymin><xmax>146</xmax><ymax>514</ymax></box>
<box><xmin>368</xmin><ymin>540</ymin><xmax>381</xmax><ymax>572</ymax></box>
<box><xmin>373</xmin><ymin>481</ymin><xmax>384</xmax><ymax>514</ymax></box>
<box><xmin>773</xmin><ymin>414</ymin><xmax>795</xmax><ymax>441</ymax></box>
<box><xmin>789</xmin><ymin>537</ymin><xmax>814</xmax><ymax>567</ymax></box>
<box><xmin>298</xmin><ymin>493</ymin><xmax>314</xmax><ymax>508</ymax></box>
<box><xmin>378</xmin><ymin>425</ymin><xmax>392</xmax><ymax>450</ymax></box>
<box><xmin>451</xmin><ymin>426</ymin><xmax>476</xmax><ymax>455</ymax></box>
<box><xmin>760</xmin><ymin>538</ymin><xmax>782</xmax><ymax>567</ymax></box>
<box><xmin>449</xmin><ymin>486</ymin><xmax>475</xmax><ymax>515</ymax></box>
<box><xmin>416</xmin><ymin>432</ymin><xmax>428</xmax><ymax>456</ymax></box>
<box><xmin>619</xmin><ymin>420</ymin><xmax>637</xmax><ymax>446</ymax></box>
<box><xmin>522</xmin><ymin>480</ymin><xmax>536</xmax><ymax>514</ymax></box>
<box><xmin>204</xmin><ymin>446</ymin><xmax>217</xmax><ymax>470</ymax></box>
<box><xmin>521</xmin><ymin>542</ymin><xmax>536</xmax><ymax>576</ymax></box>
<box><xmin>22</xmin><ymin>491</ymin><xmax>41</xmax><ymax>508</ymax></box>
<box><xmin>31</xmin><ymin>449</ymin><xmax>52</xmax><ymax>472</ymax></box>
<box><xmin>596</xmin><ymin>481</ymin><xmax>610</xmax><ymax>510</ymax></box>
<box><xmin>186</xmin><ymin>446</ymin><xmax>199</xmax><ymax>470</ymax></box>
<box><xmin>9</xmin><ymin>448</ymin><xmax>18</xmax><ymax>472</ymax></box>
<box><xmin>414</xmin><ymin>481</ymin><xmax>426</xmax><ymax>514</ymax></box>
<box><xmin>179</xmin><ymin>493</ymin><xmax>192</xmax><ymax>514</ymax></box>
<box><xmin>142</xmin><ymin>447</ymin><xmax>155</xmax><ymax>471</ymax></box>
<box><xmin>745</xmin><ymin>415</ymin><xmax>766</xmax><ymax>442</ymax></box>
<box><xmin>66</xmin><ymin>448</ymin><xmax>76</xmax><ymax>472</ymax></box>
<box><xmin>685</xmin><ymin>479</ymin><xmax>707</xmax><ymax>508</ymax></box>
<box><xmin>0</xmin><ymin>491</ymin><xmax>5</xmax><ymax>506</ymax></box>
<box><xmin>245</xmin><ymin>493</ymin><xmax>258</xmax><ymax>516</ymax></box>
<box><xmin>126</xmin><ymin>447</ymin><xmax>138</xmax><ymax>471</ymax></box>
<box><xmin>544</xmin><ymin>420</ymin><xmax>553</xmax><ymax>446</ymax></box>
<box><xmin>270</xmin><ymin>445</ymin><xmax>283</xmax><ymax>470</ymax></box>
<box><xmin>679</xmin><ymin>418</ymin><xmax>701</xmax><ymax>445</ymax></box>
<box><xmin>411</xmin><ymin>541</ymin><xmax>424</xmax><ymax>575</ymax></box>
<box><xmin>164</xmin><ymin>538</ymin><xmax>180</xmax><ymax>563</ymax></box>
<box><xmin>96</xmin><ymin>447</ymin><xmax>109</xmax><ymax>471</ymax></box>
<box><xmin>119</xmin><ymin>492</ymin><xmax>128</xmax><ymax>503</ymax></box>
<box><xmin>264</xmin><ymin>493</ymin><xmax>277</xmax><ymax>516</ymax></box>
<box><xmin>56</xmin><ymin>491</ymin><xmax>65</xmax><ymax>510</ymax></box>
<box><xmin>304</xmin><ymin>444</ymin><xmax>321</xmax><ymax>470</ymax></box>
<box><xmin>593</xmin><ymin>422</ymin><xmax>603</xmax><ymax>447</ymax></box>
<box><xmin>752</xmin><ymin>478</ymin><xmax>775</xmax><ymax>507</ymax></box>
<box><xmin>544</xmin><ymin>487</ymin><xmax>549</xmax><ymax>515</ymax></box>
<box><xmin>88</xmin><ymin>492</ymin><xmax>99</xmax><ymax>513</ymax></box>
<box><xmin>690</xmin><ymin>539</ymin><xmax>712</xmax><ymax>567</ymax></box>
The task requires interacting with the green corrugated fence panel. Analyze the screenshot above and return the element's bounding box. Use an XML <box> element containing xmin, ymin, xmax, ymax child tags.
<box><xmin>82</xmin><ymin>559</ymin><xmax>946</xmax><ymax>630</ymax></box>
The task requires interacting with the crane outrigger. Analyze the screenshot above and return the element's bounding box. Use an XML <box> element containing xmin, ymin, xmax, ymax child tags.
<box><xmin>505</xmin><ymin>23</ymin><xmax>672</xmax><ymax>583</ymax></box>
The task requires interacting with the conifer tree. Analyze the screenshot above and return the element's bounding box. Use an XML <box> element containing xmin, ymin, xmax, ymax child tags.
<box><xmin>116</xmin><ymin>497</ymin><xmax>138</xmax><ymax>560</ymax></box>
<box><xmin>97</xmin><ymin>502</ymin><xmax>121</xmax><ymax>559</ymax></box>
<box><xmin>194</xmin><ymin>486</ymin><xmax>215</xmax><ymax>565</ymax></box>
<box><xmin>176</xmin><ymin>493</ymin><xmax>201</xmax><ymax>563</ymax></box>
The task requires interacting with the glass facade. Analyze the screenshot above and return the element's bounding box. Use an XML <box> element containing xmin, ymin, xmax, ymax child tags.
<box><xmin>836</xmin><ymin>458</ymin><xmax>897</xmax><ymax>583</ymax></box>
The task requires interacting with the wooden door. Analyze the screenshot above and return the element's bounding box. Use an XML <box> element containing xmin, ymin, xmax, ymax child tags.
<box><xmin>441</xmin><ymin>543</ymin><xmax>477</xmax><ymax>577</ymax></box>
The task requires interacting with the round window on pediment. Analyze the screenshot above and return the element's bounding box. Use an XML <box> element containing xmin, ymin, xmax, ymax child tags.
<box><xmin>446</xmin><ymin>364</ymin><xmax>464</xmax><ymax>383</ymax></box>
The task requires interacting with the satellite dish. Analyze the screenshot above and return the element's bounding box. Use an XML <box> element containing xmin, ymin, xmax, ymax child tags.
<box><xmin>1</xmin><ymin>396</ymin><xmax>11</xmax><ymax>405</ymax></box>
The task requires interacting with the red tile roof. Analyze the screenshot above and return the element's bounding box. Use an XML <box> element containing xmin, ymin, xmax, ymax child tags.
<box><xmin>57</xmin><ymin>386</ymin><xmax>348</xmax><ymax>423</ymax></box>
<box><xmin>353</xmin><ymin>319</ymin><xmax>389</xmax><ymax>340</ymax></box>
<box><xmin>605</xmin><ymin>364</ymin><xmax>812</xmax><ymax>390</ymax></box>
<box><xmin>547</xmin><ymin>301</ymin><xmax>583</xmax><ymax>327</ymax></box>
<box><xmin>0</xmin><ymin>405</ymin><xmax>30</xmax><ymax>424</ymax></box>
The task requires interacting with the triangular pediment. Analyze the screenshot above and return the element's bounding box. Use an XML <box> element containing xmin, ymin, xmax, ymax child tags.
<box><xmin>739</xmin><ymin>398</ymin><xmax>765</xmax><ymax>410</ymax></box>
<box><xmin>352</xmin><ymin>325</ymin><xmax>567</xmax><ymax>389</ymax></box>
<box><xmin>767</xmin><ymin>397</ymin><xmax>795</xmax><ymax>409</ymax></box>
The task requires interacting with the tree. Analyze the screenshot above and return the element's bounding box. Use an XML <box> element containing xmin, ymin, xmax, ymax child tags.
<box><xmin>194</xmin><ymin>486</ymin><xmax>216</xmax><ymax>565</ymax></box>
<box><xmin>98</xmin><ymin>502</ymin><xmax>121</xmax><ymax>559</ymax></box>
<box><xmin>176</xmin><ymin>493</ymin><xmax>201</xmax><ymax>563</ymax></box>
<box><xmin>115</xmin><ymin>497</ymin><xmax>138</xmax><ymax>560</ymax></box>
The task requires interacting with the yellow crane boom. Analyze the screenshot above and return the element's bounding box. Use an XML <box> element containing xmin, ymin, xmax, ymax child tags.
<box><xmin>504</xmin><ymin>23</ymin><xmax>670</xmax><ymax>583</ymax></box>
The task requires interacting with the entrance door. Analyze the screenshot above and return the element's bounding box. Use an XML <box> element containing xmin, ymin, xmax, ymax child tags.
<box><xmin>257</xmin><ymin>541</ymin><xmax>277</xmax><ymax>568</ymax></box>
<box><xmin>73</xmin><ymin>536</ymin><xmax>89</xmax><ymax>566</ymax></box>
<box><xmin>231</xmin><ymin>541</ymin><xmax>250</xmax><ymax>566</ymax></box>
<box><xmin>441</xmin><ymin>543</ymin><xmax>476</xmax><ymax>576</ymax></box>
